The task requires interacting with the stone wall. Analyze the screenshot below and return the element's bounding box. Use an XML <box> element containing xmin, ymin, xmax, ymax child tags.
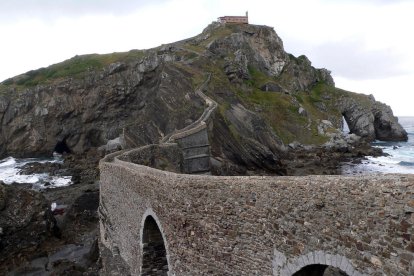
<box><xmin>99</xmin><ymin>149</ymin><xmax>414</xmax><ymax>275</ymax></box>
<box><xmin>175</xmin><ymin>125</ymin><xmax>210</xmax><ymax>174</ymax></box>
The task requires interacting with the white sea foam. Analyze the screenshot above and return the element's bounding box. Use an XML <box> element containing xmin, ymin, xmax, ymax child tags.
<box><xmin>342</xmin><ymin>116</ymin><xmax>414</xmax><ymax>175</ymax></box>
<box><xmin>0</xmin><ymin>157</ymin><xmax>17</xmax><ymax>167</ymax></box>
<box><xmin>0</xmin><ymin>156</ymin><xmax>72</xmax><ymax>189</ymax></box>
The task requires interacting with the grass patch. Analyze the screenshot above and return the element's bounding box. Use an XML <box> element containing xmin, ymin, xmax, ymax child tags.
<box><xmin>197</xmin><ymin>25</ymin><xmax>233</xmax><ymax>48</ymax></box>
<box><xmin>246</xmin><ymin>66</ymin><xmax>271</xmax><ymax>88</ymax></box>
<box><xmin>2</xmin><ymin>50</ymin><xmax>145</xmax><ymax>88</ymax></box>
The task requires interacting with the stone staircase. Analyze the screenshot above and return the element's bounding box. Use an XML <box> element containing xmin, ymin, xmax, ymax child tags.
<box><xmin>123</xmin><ymin>73</ymin><xmax>217</xmax><ymax>174</ymax></box>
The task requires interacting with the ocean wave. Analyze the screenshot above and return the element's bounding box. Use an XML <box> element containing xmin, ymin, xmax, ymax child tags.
<box><xmin>398</xmin><ymin>161</ymin><xmax>414</xmax><ymax>167</ymax></box>
<box><xmin>367</xmin><ymin>156</ymin><xmax>400</xmax><ymax>164</ymax></box>
<box><xmin>0</xmin><ymin>157</ymin><xmax>17</xmax><ymax>167</ymax></box>
<box><xmin>0</xmin><ymin>156</ymin><xmax>71</xmax><ymax>188</ymax></box>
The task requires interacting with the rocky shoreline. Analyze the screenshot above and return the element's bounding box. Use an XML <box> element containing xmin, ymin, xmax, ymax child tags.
<box><xmin>0</xmin><ymin>134</ymin><xmax>395</xmax><ymax>275</ymax></box>
<box><xmin>284</xmin><ymin>133</ymin><xmax>383</xmax><ymax>176</ymax></box>
<box><xmin>0</xmin><ymin>22</ymin><xmax>408</xmax><ymax>275</ymax></box>
<box><xmin>0</xmin><ymin>151</ymin><xmax>101</xmax><ymax>275</ymax></box>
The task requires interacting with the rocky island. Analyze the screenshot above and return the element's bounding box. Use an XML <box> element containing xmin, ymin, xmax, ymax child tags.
<box><xmin>0</xmin><ymin>21</ymin><xmax>410</xmax><ymax>275</ymax></box>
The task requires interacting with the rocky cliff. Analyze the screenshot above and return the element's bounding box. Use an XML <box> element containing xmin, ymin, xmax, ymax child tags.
<box><xmin>0</xmin><ymin>22</ymin><xmax>407</xmax><ymax>174</ymax></box>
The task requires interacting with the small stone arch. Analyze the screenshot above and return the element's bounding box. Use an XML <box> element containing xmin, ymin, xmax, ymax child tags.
<box><xmin>140</xmin><ymin>209</ymin><xmax>170</xmax><ymax>276</ymax></box>
<box><xmin>275</xmin><ymin>250</ymin><xmax>362</xmax><ymax>276</ymax></box>
<box><xmin>292</xmin><ymin>264</ymin><xmax>348</xmax><ymax>275</ymax></box>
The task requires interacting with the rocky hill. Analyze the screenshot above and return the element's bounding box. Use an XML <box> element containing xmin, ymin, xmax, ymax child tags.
<box><xmin>0</xmin><ymin>22</ymin><xmax>407</xmax><ymax>174</ymax></box>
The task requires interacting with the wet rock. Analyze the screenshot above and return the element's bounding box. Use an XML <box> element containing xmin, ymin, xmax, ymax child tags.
<box><xmin>284</xmin><ymin>134</ymin><xmax>383</xmax><ymax>176</ymax></box>
<box><xmin>373</xmin><ymin>101</ymin><xmax>408</xmax><ymax>141</ymax></box>
<box><xmin>19</xmin><ymin>161</ymin><xmax>67</xmax><ymax>176</ymax></box>
<box><xmin>0</xmin><ymin>183</ymin><xmax>49</xmax><ymax>271</ymax></box>
<box><xmin>0</xmin><ymin>152</ymin><xmax>101</xmax><ymax>274</ymax></box>
<box><xmin>0</xmin><ymin>181</ymin><xmax>5</xmax><ymax>210</ymax></box>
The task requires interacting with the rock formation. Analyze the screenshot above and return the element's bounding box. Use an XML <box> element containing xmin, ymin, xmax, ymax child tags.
<box><xmin>338</xmin><ymin>93</ymin><xmax>407</xmax><ymax>141</ymax></box>
<box><xmin>0</xmin><ymin>22</ymin><xmax>407</xmax><ymax>174</ymax></box>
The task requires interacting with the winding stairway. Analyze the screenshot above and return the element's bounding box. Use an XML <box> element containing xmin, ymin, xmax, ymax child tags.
<box><xmin>124</xmin><ymin>73</ymin><xmax>217</xmax><ymax>174</ymax></box>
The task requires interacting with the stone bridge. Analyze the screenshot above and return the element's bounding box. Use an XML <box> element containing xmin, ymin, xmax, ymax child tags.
<box><xmin>99</xmin><ymin>145</ymin><xmax>414</xmax><ymax>275</ymax></box>
<box><xmin>99</xmin><ymin>73</ymin><xmax>414</xmax><ymax>275</ymax></box>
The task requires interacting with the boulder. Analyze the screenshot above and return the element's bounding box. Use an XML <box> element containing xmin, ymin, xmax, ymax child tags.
<box><xmin>98</xmin><ymin>136</ymin><xmax>124</xmax><ymax>155</ymax></box>
<box><xmin>298</xmin><ymin>106</ymin><xmax>307</xmax><ymax>117</ymax></box>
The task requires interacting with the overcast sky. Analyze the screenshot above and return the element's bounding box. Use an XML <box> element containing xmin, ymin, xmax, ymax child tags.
<box><xmin>1</xmin><ymin>0</ymin><xmax>413</xmax><ymax>115</ymax></box>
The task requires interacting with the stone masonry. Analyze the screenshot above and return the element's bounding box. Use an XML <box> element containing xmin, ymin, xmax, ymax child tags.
<box><xmin>99</xmin><ymin>147</ymin><xmax>414</xmax><ymax>275</ymax></box>
<box><xmin>99</xmin><ymin>72</ymin><xmax>414</xmax><ymax>275</ymax></box>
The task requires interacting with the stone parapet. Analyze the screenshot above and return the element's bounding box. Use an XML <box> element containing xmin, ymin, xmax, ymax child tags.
<box><xmin>100</xmin><ymin>150</ymin><xmax>414</xmax><ymax>275</ymax></box>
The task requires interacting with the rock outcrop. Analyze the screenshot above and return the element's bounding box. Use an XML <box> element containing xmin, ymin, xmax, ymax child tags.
<box><xmin>207</xmin><ymin>23</ymin><xmax>288</xmax><ymax>78</ymax></box>
<box><xmin>0</xmin><ymin>59</ymin><xmax>204</xmax><ymax>158</ymax></box>
<box><xmin>339</xmin><ymin>93</ymin><xmax>407</xmax><ymax>141</ymax></box>
<box><xmin>0</xmin><ymin>22</ymin><xmax>407</xmax><ymax>173</ymax></box>
<box><xmin>0</xmin><ymin>181</ymin><xmax>49</xmax><ymax>268</ymax></box>
<box><xmin>0</xmin><ymin>159</ymin><xmax>100</xmax><ymax>274</ymax></box>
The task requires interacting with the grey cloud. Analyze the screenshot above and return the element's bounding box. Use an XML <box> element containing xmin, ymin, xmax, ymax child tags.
<box><xmin>321</xmin><ymin>0</ymin><xmax>411</xmax><ymax>5</ymax></box>
<box><xmin>306</xmin><ymin>39</ymin><xmax>408</xmax><ymax>80</ymax></box>
<box><xmin>0</xmin><ymin>0</ymin><xmax>168</xmax><ymax>20</ymax></box>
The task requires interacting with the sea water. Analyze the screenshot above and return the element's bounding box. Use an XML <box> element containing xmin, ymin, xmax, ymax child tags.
<box><xmin>1</xmin><ymin>117</ymin><xmax>413</xmax><ymax>185</ymax></box>
<box><xmin>342</xmin><ymin>116</ymin><xmax>414</xmax><ymax>175</ymax></box>
<box><xmin>0</xmin><ymin>156</ymin><xmax>71</xmax><ymax>189</ymax></box>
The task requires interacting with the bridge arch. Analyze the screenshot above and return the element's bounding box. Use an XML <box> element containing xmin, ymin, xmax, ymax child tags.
<box><xmin>292</xmin><ymin>264</ymin><xmax>348</xmax><ymax>276</ymax></box>
<box><xmin>140</xmin><ymin>209</ymin><xmax>171</xmax><ymax>276</ymax></box>
<box><xmin>276</xmin><ymin>251</ymin><xmax>361</xmax><ymax>276</ymax></box>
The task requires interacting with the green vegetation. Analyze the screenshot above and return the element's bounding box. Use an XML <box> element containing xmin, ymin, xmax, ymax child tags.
<box><xmin>199</xmin><ymin>25</ymin><xmax>233</xmax><ymax>47</ymax></box>
<box><xmin>246</xmin><ymin>66</ymin><xmax>270</xmax><ymax>88</ymax></box>
<box><xmin>2</xmin><ymin>50</ymin><xmax>145</xmax><ymax>88</ymax></box>
<box><xmin>235</xmin><ymin>76</ymin><xmax>345</xmax><ymax>144</ymax></box>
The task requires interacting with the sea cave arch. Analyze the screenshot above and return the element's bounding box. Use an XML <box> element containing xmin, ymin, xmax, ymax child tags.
<box><xmin>54</xmin><ymin>139</ymin><xmax>71</xmax><ymax>154</ymax></box>
<box><xmin>342</xmin><ymin>115</ymin><xmax>351</xmax><ymax>134</ymax></box>
<box><xmin>140</xmin><ymin>213</ymin><xmax>169</xmax><ymax>276</ymax></box>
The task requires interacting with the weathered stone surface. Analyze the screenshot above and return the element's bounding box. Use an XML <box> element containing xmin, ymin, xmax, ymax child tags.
<box><xmin>207</xmin><ymin>24</ymin><xmax>288</xmax><ymax>77</ymax></box>
<box><xmin>224</xmin><ymin>50</ymin><xmax>250</xmax><ymax>83</ymax></box>
<box><xmin>0</xmin><ymin>183</ymin><xmax>49</xmax><ymax>268</ymax></box>
<box><xmin>99</xmin><ymin>146</ymin><xmax>414</xmax><ymax>275</ymax></box>
<box><xmin>277</xmin><ymin>55</ymin><xmax>334</xmax><ymax>92</ymax></box>
<box><xmin>221</xmin><ymin>103</ymin><xmax>286</xmax><ymax>173</ymax></box>
<box><xmin>338</xmin><ymin>94</ymin><xmax>407</xmax><ymax>142</ymax></box>
<box><xmin>0</xmin><ymin>61</ymin><xmax>204</xmax><ymax>158</ymax></box>
<box><xmin>373</xmin><ymin>101</ymin><xmax>408</xmax><ymax>141</ymax></box>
